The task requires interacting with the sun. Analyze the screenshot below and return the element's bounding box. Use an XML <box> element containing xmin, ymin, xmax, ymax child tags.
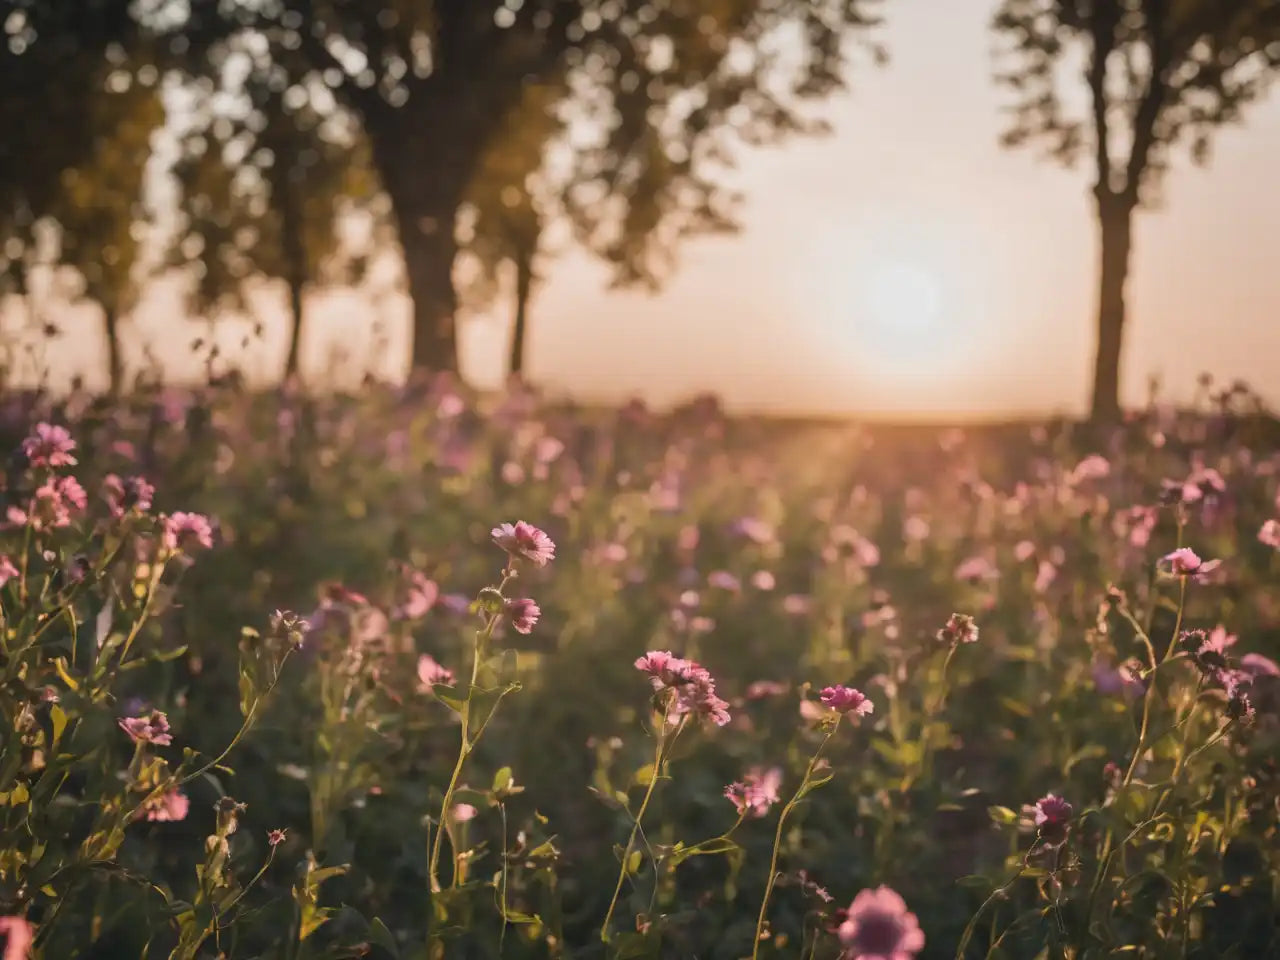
<box><xmin>861</xmin><ymin>261</ymin><xmax>943</xmax><ymax>339</ymax></box>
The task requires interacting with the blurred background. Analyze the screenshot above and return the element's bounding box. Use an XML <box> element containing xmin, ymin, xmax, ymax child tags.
<box><xmin>2</xmin><ymin>0</ymin><xmax>1279</xmax><ymax>420</ymax></box>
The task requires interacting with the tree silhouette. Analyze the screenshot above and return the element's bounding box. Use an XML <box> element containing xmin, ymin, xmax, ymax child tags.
<box><xmin>993</xmin><ymin>0</ymin><xmax>1280</xmax><ymax>421</ymax></box>
<box><xmin>188</xmin><ymin>0</ymin><xmax>884</xmax><ymax>375</ymax></box>
<box><xmin>167</xmin><ymin>48</ymin><xmax>379</xmax><ymax>382</ymax></box>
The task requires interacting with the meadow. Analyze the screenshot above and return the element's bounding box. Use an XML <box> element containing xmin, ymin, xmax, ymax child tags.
<box><xmin>0</xmin><ymin>373</ymin><xmax>1277</xmax><ymax>960</ymax></box>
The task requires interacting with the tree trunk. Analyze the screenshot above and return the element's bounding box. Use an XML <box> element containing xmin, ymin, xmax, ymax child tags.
<box><xmin>1089</xmin><ymin>194</ymin><xmax>1135</xmax><ymax>423</ymax></box>
<box><xmin>281</xmin><ymin>187</ymin><xmax>307</xmax><ymax>381</ymax></box>
<box><xmin>509</xmin><ymin>244</ymin><xmax>534</xmax><ymax>378</ymax></box>
<box><xmin>104</xmin><ymin>305</ymin><xmax>124</xmax><ymax>396</ymax></box>
<box><xmin>398</xmin><ymin>211</ymin><xmax>460</xmax><ymax>374</ymax></box>
<box><xmin>284</xmin><ymin>278</ymin><xmax>305</xmax><ymax>380</ymax></box>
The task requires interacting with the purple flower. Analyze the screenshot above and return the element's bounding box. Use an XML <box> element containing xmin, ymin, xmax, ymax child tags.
<box><xmin>936</xmin><ymin>613</ymin><xmax>979</xmax><ymax>646</ymax></box>
<box><xmin>118</xmin><ymin>710</ymin><xmax>173</xmax><ymax>746</ymax></box>
<box><xmin>417</xmin><ymin>654</ymin><xmax>456</xmax><ymax>689</ymax></box>
<box><xmin>835</xmin><ymin>886</ymin><xmax>925</xmax><ymax>960</ymax></box>
<box><xmin>707</xmin><ymin>570</ymin><xmax>741</xmax><ymax>592</ymax></box>
<box><xmin>21</xmin><ymin>422</ymin><xmax>77</xmax><ymax>468</ymax></box>
<box><xmin>491</xmin><ymin>521</ymin><xmax>555</xmax><ymax>566</ymax></box>
<box><xmin>820</xmin><ymin>685</ymin><xmax>874</xmax><ymax>718</ymax></box>
<box><xmin>162</xmin><ymin>512</ymin><xmax>214</xmax><ymax>553</ymax></box>
<box><xmin>504</xmin><ymin>597</ymin><xmax>541</xmax><ymax>634</ymax></box>
<box><xmin>1031</xmin><ymin>793</ymin><xmax>1072</xmax><ymax>847</ymax></box>
<box><xmin>725</xmin><ymin>767</ymin><xmax>782</xmax><ymax>818</ymax></box>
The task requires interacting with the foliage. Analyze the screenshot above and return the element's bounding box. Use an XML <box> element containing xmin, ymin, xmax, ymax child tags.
<box><xmin>0</xmin><ymin>377</ymin><xmax>1279</xmax><ymax>958</ymax></box>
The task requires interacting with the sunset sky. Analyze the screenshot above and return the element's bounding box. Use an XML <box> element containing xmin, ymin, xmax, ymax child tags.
<box><xmin>11</xmin><ymin>0</ymin><xmax>1280</xmax><ymax>419</ymax></box>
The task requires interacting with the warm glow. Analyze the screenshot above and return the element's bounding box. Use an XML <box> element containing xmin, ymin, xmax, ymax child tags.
<box><xmin>861</xmin><ymin>260</ymin><xmax>943</xmax><ymax>345</ymax></box>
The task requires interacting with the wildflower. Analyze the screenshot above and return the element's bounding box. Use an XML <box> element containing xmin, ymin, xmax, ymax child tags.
<box><xmin>954</xmin><ymin>555</ymin><xmax>997</xmax><ymax>582</ymax></box>
<box><xmin>137</xmin><ymin>788</ymin><xmax>190</xmax><ymax>822</ymax></box>
<box><xmin>1092</xmin><ymin>657</ymin><xmax>1145</xmax><ymax>701</ymax></box>
<box><xmin>118</xmin><ymin>709</ymin><xmax>173</xmax><ymax>746</ymax></box>
<box><xmin>937</xmin><ymin>613</ymin><xmax>979</xmax><ymax>646</ymax></box>
<box><xmin>0</xmin><ymin>915</ymin><xmax>34</xmax><ymax>960</ymax></box>
<box><xmin>1160</xmin><ymin>547</ymin><xmax>1220</xmax><ymax>581</ymax></box>
<box><xmin>101</xmin><ymin>474</ymin><xmax>155</xmax><ymax>517</ymax></box>
<box><xmin>724</xmin><ymin>767</ymin><xmax>782</xmax><ymax>818</ymax></box>
<box><xmin>745</xmin><ymin>680</ymin><xmax>788</xmax><ymax>700</ymax></box>
<box><xmin>820</xmin><ymin>685</ymin><xmax>874</xmax><ymax>718</ymax></box>
<box><xmin>491</xmin><ymin>521</ymin><xmax>555</xmax><ymax>566</ymax></box>
<box><xmin>634</xmin><ymin>650</ymin><xmax>731</xmax><ymax>726</ymax></box>
<box><xmin>707</xmin><ymin>570</ymin><xmax>741</xmax><ymax>592</ymax></box>
<box><xmin>0</xmin><ymin>556</ymin><xmax>17</xmax><ymax>587</ymax></box>
<box><xmin>1218</xmin><ymin>670</ymin><xmax>1255</xmax><ymax>724</ymax></box>
<box><xmin>417</xmin><ymin>654</ymin><xmax>456</xmax><ymax>689</ymax></box>
<box><xmin>21</xmin><ymin>422</ymin><xmax>77</xmax><ymax>468</ymax></box>
<box><xmin>268</xmin><ymin>828</ymin><xmax>288</xmax><ymax>847</ymax></box>
<box><xmin>395</xmin><ymin>568</ymin><xmax>438</xmax><ymax>620</ymax></box>
<box><xmin>732</xmin><ymin>516</ymin><xmax>776</xmax><ymax>545</ymax></box>
<box><xmin>1069</xmin><ymin>454</ymin><xmax>1110</xmax><ymax>484</ymax></box>
<box><xmin>1014</xmin><ymin>540</ymin><xmax>1036</xmax><ymax>562</ymax></box>
<box><xmin>1031</xmin><ymin>793</ymin><xmax>1072</xmax><ymax>847</ymax></box>
<box><xmin>504</xmin><ymin>597</ymin><xmax>541</xmax><ymax>634</ymax></box>
<box><xmin>750</xmin><ymin>569</ymin><xmax>776</xmax><ymax>591</ymax></box>
<box><xmin>452</xmin><ymin>803</ymin><xmax>478</xmax><ymax>822</ymax></box>
<box><xmin>1259</xmin><ymin>519</ymin><xmax>1280</xmax><ymax>549</ymax></box>
<box><xmin>1034</xmin><ymin>560</ymin><xmax>1057</xmax><ymax>593</ymax></box>
<box><xmin>782</xmin><ymin>593</ymin><xmax>812</xmax><ymax>616</ymax></box>
<box><xmin>162</xmin><ymin>512</ymin><xmax>214</xmax><ymax>553</ymax></box>
<box><xmin>796</xmin><ymin>870</ymin><xmax>834</xmax><ymax>903</ymax></box>
<box><xmin>835</xmin><ymin>886</ymin><xmax>925</xmax><ymax>960</ymax></box>
<box><xmin>1241</xmin><ymin>652</ymin><xmax>1280</xmax><ymax>678</ymax></box>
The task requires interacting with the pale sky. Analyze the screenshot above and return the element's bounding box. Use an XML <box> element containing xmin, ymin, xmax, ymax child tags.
<box><xmin>8</xmin><ymin>0</ymin><xmax>1280</xmax><ymax>419</ymax></box>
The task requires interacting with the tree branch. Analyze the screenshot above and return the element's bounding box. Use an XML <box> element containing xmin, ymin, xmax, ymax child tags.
<box><xmin>1088</xmin><ymin>2</ymin><xmax>1119</xmax><ymax>197</ymax></box>
<box><xmin>1124</xmin><ymin>0</ymin><xmax>1170</xmax><ymax>202</ymax></box>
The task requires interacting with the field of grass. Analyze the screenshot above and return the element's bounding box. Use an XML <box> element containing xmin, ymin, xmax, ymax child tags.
<box><xmin>0</xmin><ymin>375</ymin><xmax>1277</xmax><ymax>959</ymax></box>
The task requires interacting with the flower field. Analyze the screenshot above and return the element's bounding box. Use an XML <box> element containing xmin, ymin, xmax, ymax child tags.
<box><xmin>0</xmin><ymin>376</ymin><xmax>1277</xmax><ymax>959</ymax></box>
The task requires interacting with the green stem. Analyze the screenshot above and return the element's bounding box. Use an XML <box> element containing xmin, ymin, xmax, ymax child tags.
<box><xmin>752</xmin><ymin>726</ymin><xmax>838</xmax><ymax>960</ymax></box>
<box><xmin>428</xmin><ymin>574</ymin><xmax>511</xmax><ymax>892</ymax></box>
<box><xmin>601</xmin><ymin>711</ymin><xmax>685</xmax><ymax>942</ymax></box>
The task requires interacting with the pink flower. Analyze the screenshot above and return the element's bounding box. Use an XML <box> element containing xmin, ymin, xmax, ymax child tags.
<box><xmin>1160</xmin><ymin>547</ymin><xmax>1220</xmax><ymax>580</ymax></box>
<box><xmin>491</xmin><ymin>521</ymin><xmax>555</xmax><ymax>566</ymax></box>
<box><xmin>138</xmin><ymin>788</ymin><xmax>189</xmax><ymax>822</ymax></box>
<box><xmin>820</xmin><ymin>685</ymin><xmax>874</xmax><ymax>718</ymax></box>
<box><xmin>954</xmin><ymin>555</ymin><xmax>997</xmax><ymax>582</ymax></box>
<box><xmin>0</xmin><ymin>556</ymin><xmax>17</xmax><ymax>587</ymax></box>
<box><xmin>1241</xmin><ymin>652</ymin><xmax>1280</xmax><ymax>678</ymax></box>
<box><xmin>836</xmin><ymin>886</ymin><xmax>925</xmax><ymax>960</ymax></box>
<box><xmin>452</xmin><ymin>802</ymin><xmax>477</xmax><ymax>822</ymax></box>
<box><xmin>268</xmin><ymin>828</ymin><xmax>288</xmax><ymax>847</ymax></box>
<box><xmin>163</xmin><ymin>512</ymin><xmax>214</xmax><ymax>552</ymax></box>
<box><xmin>724</xmin><ymin>767</ymin><xmax>782</xmax><ymax>818</ymax></box>
<box><xmin>707</xmin><ymin>570</ymin><xmax>741</xmax><ymax>592</ymax></box>
<box><xmin>1034</xmin><ymin>560</ymin><xmax>1058</xmax><ymax>593</ymax></box>
<box><xmin>118</xmin><ymin>710</ymin><xmax>173</xmax><ymax>746</ymax></box>
<box><xmin>1014</xmin><ymin>540</ymin><xmax>1036</xmax><ymax>562</ymax></box>
<box><xmin>101</xmin><ymin>474</ymin><xmax>155</xmax><ymax>516</ymax></box>
<box><xmin>1031</xmin><ymin>793</ymin><xmax>1072</xmax><ymax>846</ymax></box>
<box><xmin>504</xmin><ymin>597</ymin><xmax>541</xmax><ymax>634</ymax></box>
<box><xmin>395</xmin><ymin>568</ymin><xmax>439</xmax><ymax>620</ymax></box>
<box><xmin>745</xmin><ymin>680</ymin><xmax>787</xmax><ymax>699</ymax></box>
<box><xmin>1069</xmin><ymin>454</ymin><xmax>1111</xmax><ymax>484</ymax></box>
<box><xmin>634</xmin><ymin>650</ymin><xmax>731</xmax><ymax>726</ymax></box>
<box><xmin>1259</xmin><ymin>519</ymin><xmax>1280</xmax><ymax>549</ymax></box>
<box><xmin>417</xmin><ymin>654</ymin><xmax>456</xmax><ymax>689</ymax></box>
<box><xmin>21</xmin><ymin>422</ymin><xmax>77</xmax><ymax>468</ymax></box>
<box><xmin>782</xmin><ymin>594</ymin><xmax>812</xmax><ymax>616</ymax></box>
<box><xmin>732</xmin><ymin>516</ymin><xmax>776</xmax><ymax>545</ymax></box>
<box><xmin>936</xmin><ymin>613</ymin><xmax>979</xmax><ymax>646</ymax></box>
<box><xmin>0</xmin><ymin>915</ymin><xmax>34</xmax><ymax>960</ymax></box>
<box><xmin>750</xmin><ymin>569</ymin><xmax>776</xmax><ymax>591</ymax></box>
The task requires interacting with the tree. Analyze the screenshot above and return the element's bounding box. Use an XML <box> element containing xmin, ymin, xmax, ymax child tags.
<box><xmin>190</xmin><ymin>0</ymin><xmax>884</xmax><ymax>375</ymax></box>
<box><xmin>167</xmin><ymin>46</ymin><xmax>379</xmax><ymax>381</ymax></box>
<box><xmin>51</xmin><ymin>57</ymin><xmax>165</xmax><ymax>393</ymax></box>
<box><xmin>993</xmin><ymin>0</ymin><xmax>1280</xmax><ymax>421</ymax></box>
<box><xmin>457</xmin><ymin>79</ymin><xmax>566</xmax><ymax>378</ymax></box>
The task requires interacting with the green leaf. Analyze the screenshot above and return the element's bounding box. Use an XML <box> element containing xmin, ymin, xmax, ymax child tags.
<box><xmin>988</xmin><ymin>805</ymin><xmax>1019</xmax><ymax>826</ymax></box>
<box><xmin>367</xmin><ymin>917</ymin><xmax>399</xmax><ymax>958</ymax></box>
<box><xmin>492</xmin><ymin>766</ymin><xmax>513</xmax><ymax>794</ymax></box>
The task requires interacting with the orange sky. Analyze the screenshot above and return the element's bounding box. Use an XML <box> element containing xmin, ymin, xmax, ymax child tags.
<box><xmin>9</xmin><ymin>0</ymin><xmax>1280</xmax><ymax>419</ymax></box>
